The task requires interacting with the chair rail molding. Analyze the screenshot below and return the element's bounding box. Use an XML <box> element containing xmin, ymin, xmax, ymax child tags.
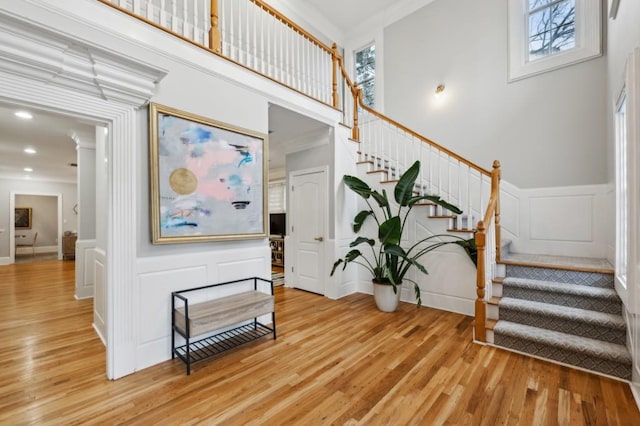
<box><xmin>0</xmin><ymin>10</ymin><xmax>167</xmax><ymax>379</ymax></box>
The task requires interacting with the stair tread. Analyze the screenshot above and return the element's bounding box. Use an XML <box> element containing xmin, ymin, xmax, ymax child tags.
<box><xmin>502</xmin><ymin>277</ymin><xmax>618</xmax><ymax>299</ymax></box>
<box><xmin>493</xmin><ymin>321</ymin><xmax>631</xmax><ymax>363</ymax></box>
<box><xmin>498</xmin><ymin>297</ymin><xmax>626</xmax><ymax>329</ymax></box>
<box><xmin>501</xmin><ymin>253</ymin><xmax>613</xmax><ymax>270</ymax></box>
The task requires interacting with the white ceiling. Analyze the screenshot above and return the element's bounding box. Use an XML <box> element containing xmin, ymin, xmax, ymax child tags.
<box><xmin>0</xmin><ymin>104</ymin><xmax>93</xmax><ymax>183</ymax></box>
<box><xmin>302</xmin><ymin>0</ymin><xmax>399</xmax><ymax>35</ymax></box>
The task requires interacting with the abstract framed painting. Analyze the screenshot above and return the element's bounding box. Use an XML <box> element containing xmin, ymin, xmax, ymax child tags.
<box><xmin>149</xmin><ymin>103</ymin><xmax>267</xmax><ymax>244</ymax></box>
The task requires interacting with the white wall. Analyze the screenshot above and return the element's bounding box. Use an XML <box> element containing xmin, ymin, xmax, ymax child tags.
<box><xmin>77</xmin><ymin>131</ymin><xmax>96</xmax><ymax>240</ymax></box>
<box><xmin>382</xmin><ymin>0</ymin><xmax>607</xmax><ymax>189</ymax></box>
<box><xmin>0</xmin><ymin>178</ymin><xmax>76</xmax><ymax>262</ymax></box>
<box><xmin>14</xmin><ymin>194</ymin><xmax>57</xmax><ymax>250</ymax></box>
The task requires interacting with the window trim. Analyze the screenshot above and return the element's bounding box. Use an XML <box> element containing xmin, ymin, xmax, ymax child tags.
<box><xmin>507</xmin><ymin>0</ymin><xmax>601</xmax><ymax>82</ymax></box>
<box><xmin>614</xmin><ymin>88</ymin><xmax>628</xmax><ymax>291</ymax></box>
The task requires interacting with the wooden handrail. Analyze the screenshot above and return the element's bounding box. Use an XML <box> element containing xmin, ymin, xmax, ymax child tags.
<box><xmin>474</xmin><ymin>160</ymin><xmax>501</xmax><ymax>342</ymax></box>
<box><xmin>332</xmin><ymin>44</ymin><xmax>491</xmax><ymax>176</ymax></box>
<box><xmin>249</xmin><ymin>0</ymin><xmax>333</xmax><ymax>54</ymax></box>
<box><xmin>357</xmin><ymin>99</ymin><xmax>492</xmax><ymax>177</ymax></box>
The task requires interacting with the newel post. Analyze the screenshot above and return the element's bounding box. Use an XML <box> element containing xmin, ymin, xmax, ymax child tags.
<box><xmin>352</xmin><ymin>88</ymin><xmax>360</xmax><ymax>141</ymax></box>
<box><xmin>475</xmin><ymin>220</ymin><xmax>487</xmax><ymax>342</ymax></box>
<box><xmin>331</xmin><ymin>43</ymin><xmax>339</xmax><ymax>108</ymax></box>
<box><xmin>209</xmin><ymin>0</ymin><xmax>222</xmax><ymax>53</ymax></box>
<box><xmin>492</xmin><ymin>160</ymin><xmax>502</xmax><ymax>261</ymax></box>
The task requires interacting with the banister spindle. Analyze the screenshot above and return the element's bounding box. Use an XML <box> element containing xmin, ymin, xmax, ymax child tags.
<box><xmin>493</xmin><ymin>160</ymin><xmax>501</xmax><ymax>260</ymax></box>
<box><xmin>475</xmin><ymin>220</ymin><xmax>487</xmax><ymax>342</ymax></box>
<box><xmin>145</xmin><ymin>0</ymin><xmax>153</xmax><ymax>20</ymax></box>
<box><xmin>159</xmin><ymin>0</ymin><xmax>166</xmax><ymax>28</ymax></box>
<box><xmin>352</xmin><ymin>88</ymin><xmax>360</xmax><ymax>141</ymax></box>
<box><xmin>332</xmin><ymin>44</ymin><xmax>339</xmax><ymax>108</ymax></box>
<box><xmin>182</xmin><ymin>0</ymin><xmax>188</xmax><ymax>39</ymax></box>
<box><xmin>209</xmin><ymin>0</ymin><xmax>221</xmax><ymax>53</ymax></box>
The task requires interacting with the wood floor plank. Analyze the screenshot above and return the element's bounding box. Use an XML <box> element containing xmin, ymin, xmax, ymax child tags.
<box><xmin>0</xmin><ymin>260</ymin><xmax>638</xmax><ymax>425</ymax></box>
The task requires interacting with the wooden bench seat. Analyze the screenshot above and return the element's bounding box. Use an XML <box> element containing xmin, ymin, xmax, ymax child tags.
<box><xmin>171</xmin><ymin>277</ymin><xmax>276</xmax><ymax>375</ymax></box>
<box><xmin>174</xmin><ymin>290</ymin><xmax>274</xmax><ymax>337</ymax></box>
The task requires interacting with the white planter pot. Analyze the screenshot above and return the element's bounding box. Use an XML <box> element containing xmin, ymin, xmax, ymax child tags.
<box><xmin>372</xmin><ymin>281</ymin><xmax>401</xmax><ymax>312</ymax></box>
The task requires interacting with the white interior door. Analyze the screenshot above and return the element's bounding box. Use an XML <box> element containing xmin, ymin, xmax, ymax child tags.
<box><xmin>291</xmin><ymin>169</ymin><xmax>326</xmax><ymax>295</ymax></box>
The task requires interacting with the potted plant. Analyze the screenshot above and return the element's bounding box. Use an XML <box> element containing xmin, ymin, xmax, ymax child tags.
<box><xmin>331</xmin><ymin>160</ymin><xmax>475</xmax><ymax>311</ymax></box>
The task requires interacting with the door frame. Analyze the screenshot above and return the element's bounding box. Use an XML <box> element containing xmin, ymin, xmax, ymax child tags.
<box><xmin>9</xmin><ymin>191</ymin><xmax>63</xmax><ymax>263</ymax></box>
<box><xmin>287</xmin><ymin>166</ymin><xmax>330</xmax><ymax>295</ymax></box>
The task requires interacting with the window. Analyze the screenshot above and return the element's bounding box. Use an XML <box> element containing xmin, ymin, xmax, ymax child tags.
<box><xmin>528</xmin><ymin>0</ymin><xmax>575</xmax><ymax>61</ymax></box>
<box><xmin>508</xmin><ymin>0</ymin><xmax>601</xmax><ymax>81</ymax></box>
<box><xmin>615</xmin><ymin>90</ymin><xmax>628</xmax><ymax>289</ymax></box>
<box><xmin>355</xmin><ymin>44</ymin><xmax>375</xmax><ymax>108</ymax></box>
<box><xmin>268</xmin><ymin>180</ymin><xmax>286</xmax><ymax>213</ymax></box>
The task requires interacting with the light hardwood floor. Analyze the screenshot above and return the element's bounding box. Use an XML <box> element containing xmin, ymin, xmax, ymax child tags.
<box><xmin>1</xmin><ymin>261</ymin><xmax>638</xmax><ymax>425</ymax></box>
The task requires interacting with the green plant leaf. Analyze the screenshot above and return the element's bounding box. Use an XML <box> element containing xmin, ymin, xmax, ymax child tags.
<box><xmin>406</xmin><ymin>257</ymin><xmax>428</xmax><ymax>275</ymax></box>
<box><xmin>353</xmin><ymin>210</ymin><xmax>374</xmax><ymax>233</ymax></box>
<box><xmin>409</xmin><ymin>194</ymin><xmax>463</xmax><ymax>215</ymax></box>
<box><xmin>349</xmin><ymin>237</ymin><xmax>375</xmax><ymax>247</ymax></box>
<box><xmin>379</xmin><ymin>216</ymin><xmax>401</xmax><ymax>245</ymax></box>
<box><xmin>330</xmin><ymin>259</ymin><xmax>343</xmax><ymax>276</ymax></box>
<box><xmin>344</xmin><ymin>175</ymin><xmax>372</xmax><ymax>199</ymax></box>
<box><xmin>345</xmin><ymin>249</ymin><xmax>362</xmax><ymax>262</ymax></box>
<box><xmin>382</xmin><ymin>243</ymin><xmax>406</xmax><ymax>258</ymax></box>
<box><xmin>370</xmin><ymin>190</ymin><xmax>388</xmax><ymax>208</ymax></box>
<box><xmin>395</xmin><ymin>160</ymin><xmax>420</xmax><ymax>206</ymax></box>
<box><xmin>454</xmin><ymin>238</ymin><xmax>478</xmax><ymax>266</ymax></box>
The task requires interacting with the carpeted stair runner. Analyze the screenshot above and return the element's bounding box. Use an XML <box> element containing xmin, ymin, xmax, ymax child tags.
<box><xmin>491</xmin><ymin>263</ymin><xmax>632</xmax><ymax>380</ymax></box>
<box><xmin>493</xmin><ymin>321</ymin><xmax>632</xmax><ymax>380</ymax></box>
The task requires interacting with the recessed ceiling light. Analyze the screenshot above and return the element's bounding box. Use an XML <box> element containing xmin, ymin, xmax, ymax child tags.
<box><xmin>24</xmin><ymin>167</ymin><xmax>33</xmax><ymax>172</ymax></box>
<box><xmin>15</xmin><ymin>111</ymin><xmax>33</xmax><ymax>120</ymax></box>
<box><xmin>24</xmin><ymin>148</ymin><xmax>37</xmax><ymax>154</ymax></box>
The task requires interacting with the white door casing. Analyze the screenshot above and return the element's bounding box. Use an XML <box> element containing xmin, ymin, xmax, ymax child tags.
<box><xmin>290</xmin><ymin>167</ymin><xmax>328</xmax><ymax>295</ymax></box>
<box><xmin>0</xmin><ymin>11</ymin><xmax>166</xmax><ymax>379</ymax></box>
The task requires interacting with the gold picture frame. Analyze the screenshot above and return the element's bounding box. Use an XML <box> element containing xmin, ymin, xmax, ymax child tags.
<box><xmin>15</xmin><ymin>207</ymin><xmax>32</xmax><ymax>230</ymax></box>
<box><xmin>149</xmin><ymin>103</ymin><xmax>268</xmax><ymax>244</ymax></box>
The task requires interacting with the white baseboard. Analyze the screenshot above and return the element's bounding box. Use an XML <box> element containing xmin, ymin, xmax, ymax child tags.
<box><xmin>92</xmin><ymin>323</ymin><xmax>106</xmax><ymax>347</ymax></box>
<box><xmin>0</xmin><ymin>257</ymin><xmax>9</xmax><ymax>265</ymax></box>
<box><xmin>15</xmin><ymin>245</ymin><xmax>57</xmax><ymax>255</ymax></box>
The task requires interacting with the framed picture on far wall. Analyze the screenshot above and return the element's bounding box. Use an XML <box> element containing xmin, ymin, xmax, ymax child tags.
<box><xmin>15</xmin><ymin>207</ymin><xmax>32</xmax><ymax>229</ymax></box>
<box><xmin>148</xmin><ymin>103</ymin><xmax>268</xmax><ymax>244</ymax></box>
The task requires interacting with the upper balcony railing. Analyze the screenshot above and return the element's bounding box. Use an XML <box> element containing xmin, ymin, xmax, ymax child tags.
<box><xmin>99</xmin><ymin>0</ymin><xmax>500</xmax><ymax>342</ymax></box>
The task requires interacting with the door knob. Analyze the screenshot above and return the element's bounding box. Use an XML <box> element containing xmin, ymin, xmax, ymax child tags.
<box><xmin>314</xmin><ymin>236</ymin><xmax>324</xmax><ymax>242</ymax></box>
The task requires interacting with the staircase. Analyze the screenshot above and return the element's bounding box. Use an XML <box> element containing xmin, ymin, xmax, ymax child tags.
<box><xmin>487</xmin><ymin>251</ymin><xmax>632</xmax><ymax>380</ymax></box>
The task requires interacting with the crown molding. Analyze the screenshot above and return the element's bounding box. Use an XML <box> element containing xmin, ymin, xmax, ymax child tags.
<box><xmin>0</xmin><ymin>14</ymin><xmax>167</xmax><ymax>107</ymax></box>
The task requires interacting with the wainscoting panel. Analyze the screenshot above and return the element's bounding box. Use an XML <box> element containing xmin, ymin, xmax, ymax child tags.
<box><xmin>134</xmin><ymin>245</ymin><xmax>271</xmax><ymax>371</ymax></box>
<box><xmin>507</xmin><ymin>184</ymin><xmax>607</xmax><ymax>258</ymax></box>
<box><xmin>75</xmin><ymin>239</ymin><xmax>96</xmax><ymax>299</ymax></box>
<box><xmin>529</xmin><ymin>195</ymin><xmax>594</xmax><ymax>242</ymax></box>
<box><xmin>93</xmin><ymin>251</ymin><xmax>106</xmax><ymax>346</ymax></box>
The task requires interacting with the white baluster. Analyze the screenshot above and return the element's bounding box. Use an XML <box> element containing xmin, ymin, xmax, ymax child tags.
<box><xmin>266</xmin><ymin>14</ymin><xmax>272</xmax><ymax>76</ymax></box>
<box><xmin>132</xmin><ymin>0</ymin><xmax>141</xmax><ymax>15</ymax></box>
<box><xmin>145</xmin><ymin>0</ymin><xmax>153</xmax><ymax>21</ymax></box>
<box><xmin>252</xmin><ymin>4</ymin><xmax>258</xmax><ymax>68</ymax></box>
<box><xmin>285</xmin><ymin>29</ymin><xmax>292</xmax><ymax>87</ymax></box>
<box><xmin>159</xmin><ymin>0</ymin><xmax>167</xmax><ymax>29</ymax></box>
<box><xmin>182</xmin><ymin>0</ymin><xmax>188</xmax><ymax>40</ymax></box>
<box><xmin>202</xmin><ymin>0</ymin><xmax>208</xmax><ymax>47</ymax></box>
<box><xmin>193</xmin><ymin>0</ymin><xmax>198</xmax><ymax>43</ymax></box>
